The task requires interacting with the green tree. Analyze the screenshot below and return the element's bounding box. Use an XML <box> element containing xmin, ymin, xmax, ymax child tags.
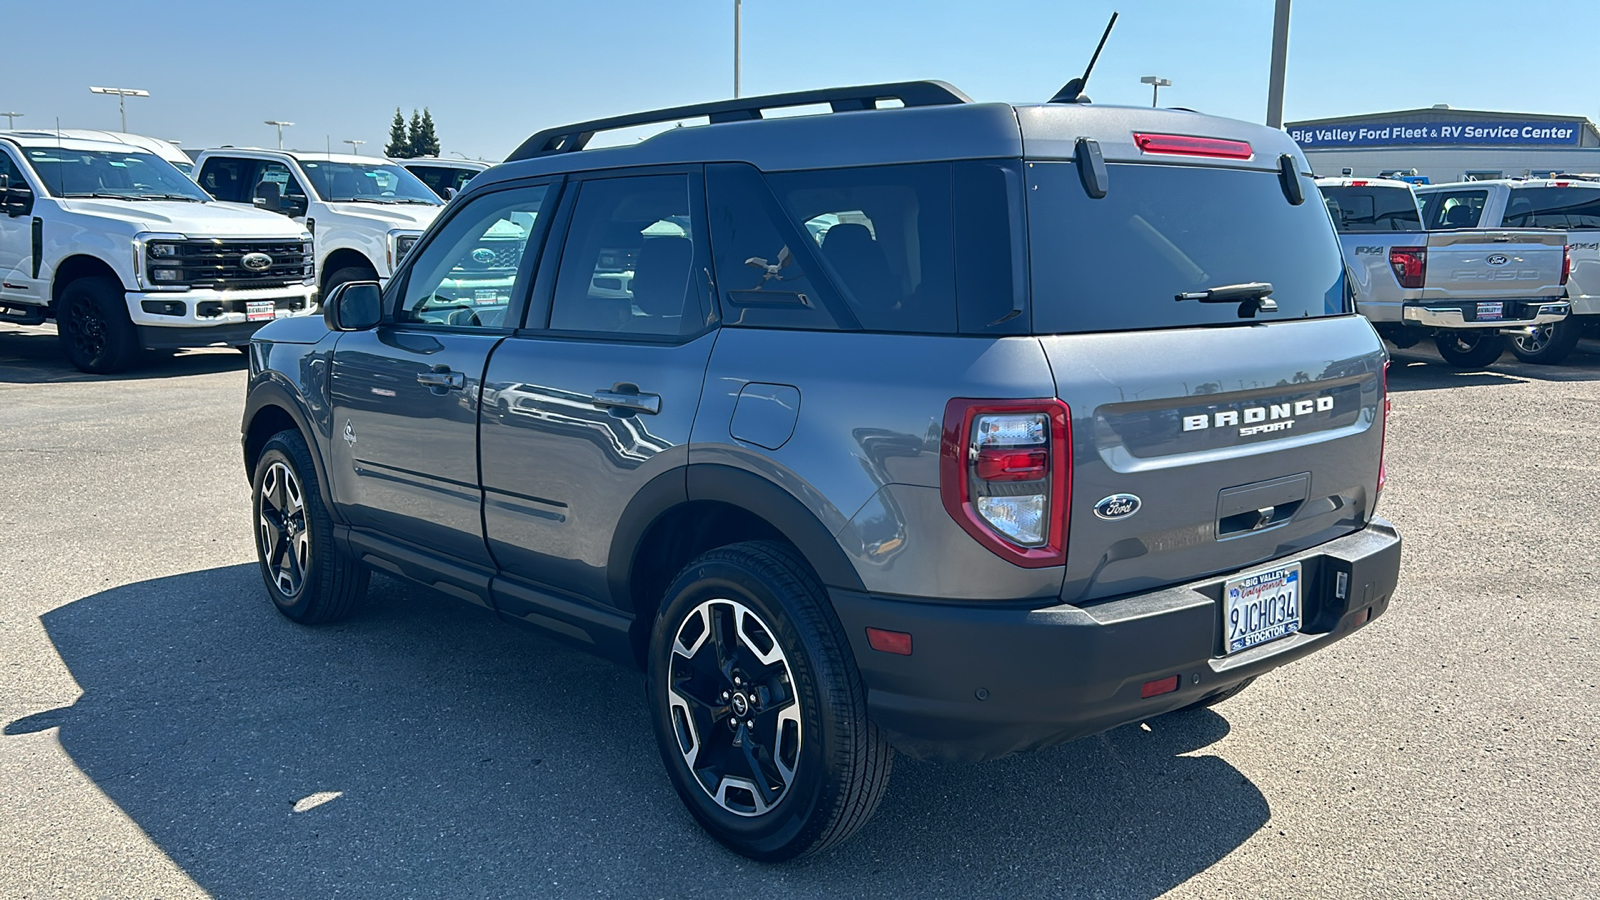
<box><xmin>384</xmin><ymin>108</ymin><xmax>410</xmax><ymax>158</ymax></box>
<box><xmin>411</xmin><ymin>107</ymin><xmax>441</xmax><ymax>158</ymax></box>
<box><xmin>406</xmin><ymin>110</ymin><xmax>423</xmax><ymax>157</ymax></box>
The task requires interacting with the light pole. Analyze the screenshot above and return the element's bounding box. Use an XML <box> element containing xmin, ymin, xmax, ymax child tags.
<box><xmin>0</xmin><ymin>112</ymin><xmax>21</xmax><ymax>129</ymax></box>
<box><xmin>265</xmin><ymin>120</ymin><xmax>294</xmax><ymax>150</ymax></box>
<box><xmin>733</xmin><ymin>0</ymin><xmax>742</xmax><ymax>98</ymax></box>
<box><xmin>1140</xmin><ymin>76</ymin><xmax>1171</xmax><ymax>108</ymax></box>
<box><xmin>1266</xmin><ymin>0</ymin><xmax>1291</xmax><ymax>127</ymax></box>
<box><xmin>342</xmin><ymin>139</ymin><xmax>365</xmax><ymax>155</ymax></box>
<box><xmin>89</xmin><ymin>86</ymin><xmax>150</xmax><ymax>132</ymax></box>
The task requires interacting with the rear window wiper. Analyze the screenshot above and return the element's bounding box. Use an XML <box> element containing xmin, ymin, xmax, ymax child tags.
<box><xmin>1175</xmin><ymin>282</ymin><xmax>1278</xmax><ymax>318</ymax></box>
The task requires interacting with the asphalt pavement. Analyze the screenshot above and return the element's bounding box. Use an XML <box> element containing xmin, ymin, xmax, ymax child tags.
<box><xmin>1</xmin><ymin>323</ymin><xmax>1597</xmax><ymax>899</ymax></box>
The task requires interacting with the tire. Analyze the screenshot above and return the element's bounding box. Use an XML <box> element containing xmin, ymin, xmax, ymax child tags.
<box><xmin>1509</xmin><ymin>319</ymin><xmax>1582</xmax><ymax>365</ymax></box>
<box><xmin>646</xmin><ymin>541</ymin><xmax>892</xmax><ymax>861</ymax></box>
<box><xmin>323</xmin><ymin>265</ymin><xmax>377</xmax><ymax>301</ymax></box>
<box><xmin>1433</xmin><ymin>331</ymin><xmax>1504</xmax><ymax>369</ymax></box>
<box><xmin>1168</xmin><ymin>676</ymin><xmax>1256</xmax><ymax>714</ymax></box>
<box><xmin>56</xmin><ymin>276</ymin><xmax>139</xmax><ymax>374</ymax></box>
<box><xmin>251</xmin><ymin>429</ymin><xmax>368</xmax><ymax>624</ymax></box>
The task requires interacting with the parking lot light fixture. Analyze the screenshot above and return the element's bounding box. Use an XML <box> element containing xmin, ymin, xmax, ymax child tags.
<box><xmin>89</xmin><ymin>86</ymin><xmax>150</xmax><ymax>132</ymax></box>
<box><xmin>265</xmin><ymin>120</ymin><xmax>294</xmax><ymax>150</ymax></box>
<box><xmin>342</xmin><ymin>139</ymin><xmax>365</xmax><ymax>155</ymax></box>
<box><xmin>1140</xmin><ymin>76</ymin><xmax>1171</xmax><ymax>108</ymax></box>
<box><xmin>0</xmin><ymin>112</ymin><xmax>21</xmax><ymax>129</ymax></box>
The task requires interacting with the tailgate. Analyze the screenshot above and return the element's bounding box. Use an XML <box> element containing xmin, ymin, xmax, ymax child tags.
<box><xmin>1041</xmin><ymin>317</ymin><xmax>1385</xmax><ymax>605</ymax></box>
<box><xmin>1422</xmin><ymin>230</ymin><xmax>1567</xmax><ymax>301</ymax></box>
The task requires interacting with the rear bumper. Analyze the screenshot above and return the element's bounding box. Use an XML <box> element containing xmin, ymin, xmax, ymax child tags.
<box><xmin>1402</xmin><ymin>300</ymin><xmax>1568</xmax><ymax>329</ymax></box>
<box><xmin>830</xmin><ymin>518</ymin><xmax>1402</xmax><ymax>763</ymax></box>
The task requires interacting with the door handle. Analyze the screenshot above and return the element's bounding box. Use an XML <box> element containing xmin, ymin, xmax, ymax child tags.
<box><xmin>417</xmin><ymin>369</ymin><xmax>466</xmax><ymax>390</ymax></box>
<box><xmin>591</xmin><ymin>388</ymin><xmax>661</xmax><ymax>415</ymax></box>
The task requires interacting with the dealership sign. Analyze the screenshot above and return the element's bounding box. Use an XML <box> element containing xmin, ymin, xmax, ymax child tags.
<box><xmin>1288</xmin><ymin>121</ymin><xmax>1582</xmax><ymax>149</ymax></box>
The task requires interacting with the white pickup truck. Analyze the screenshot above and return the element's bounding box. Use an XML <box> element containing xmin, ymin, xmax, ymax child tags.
<box><xmin>1418</xmin><ymin>178</ymin><xmax>1599</xmax><ymax>364</ymax></box>
<box><xmin>0</xmin><ymin>132</ymin><xmax>316</xmax><ymax>373</ymax></box>
<box><xmin>192</xmin><ymin>149</ymin><xmax>443</xmax><ymax>298</ymax></box>
<box><xmin>1317</xmin><ymin>177</ymin><xmax>1570</xmax><ymax>368</ymax></box>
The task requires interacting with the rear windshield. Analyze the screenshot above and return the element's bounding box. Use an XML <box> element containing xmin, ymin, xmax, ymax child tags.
<box><xmin>1026</xmin><ymin>162</ymin><xmax>1345</xmax><ymax>334</ymax></box>
<box><xmin>1320</xmin><ymin>185</ymin><xmax>1421</xmax><ymax>233</ymax></box>
<box><xmin>1418</xmin><ymin>189</ymin><xmax>1487</xmax><ymax>229</ymax></box>
<box><xmin>1502</xmin><ymin>186</ymin><xmax>1600</xmax><ymax>230</ymax></box>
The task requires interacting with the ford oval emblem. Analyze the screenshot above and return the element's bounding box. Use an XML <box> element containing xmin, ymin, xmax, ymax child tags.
<box><xmin>1094</xmin><ymin>494</ymin><xmax>1142</xmax><ymax>520</ymax></box>
<box><xmin>240</xmin><ymin>252</ymin><xmax>274</xmax><ymax>272</ymax></box>
<box><xmin>1486</xmin><ymin>254</ymin><xmax>1509</xmax><ymax>267</ymax></box>
<box><xmin>471</xmin><ymin>247</ymin><xmax>496</xmax><ymax>265</ymax></box>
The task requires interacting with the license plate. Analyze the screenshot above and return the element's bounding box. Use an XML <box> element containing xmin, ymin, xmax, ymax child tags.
<box><xmin>1223</xmin><ymin>562</ymin><xmax>1301</xmax><ymax>654</ymax></box>
<box><xmin>1476</xmin><ymin>301</ymin><xmax>1504</xmax><ymax>321</ymax></box>
<box><xmin>246</xmin><ymin>300</ymin><xmax>276</xmax><ymax>322</ymax></box>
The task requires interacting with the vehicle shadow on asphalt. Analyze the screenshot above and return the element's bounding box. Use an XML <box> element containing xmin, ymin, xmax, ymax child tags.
<box><xmin>1386</xmin><ymin>339</ymin><xmax>1600</xmax><ymax>393</ymax></box>
<box><xmin>0</xmin><ymin>325</ymin><xmax>246</xmax><ymax>384</ymax></box>
<box><xmin>11</xmin><ymin>564</ymin><xmax>1266</xmax><ymax>899</ymax></box>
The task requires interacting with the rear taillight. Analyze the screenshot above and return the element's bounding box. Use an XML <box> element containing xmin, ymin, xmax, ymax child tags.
<box><xmin>1131</xmin><ymin>133</ymin><xmax>1253</xmax><ymax>160</ymax></box>
<box><xmin>1562</xmin><ymin>246</ymin><xmax>1571</xmax><ymax>285</ymax></box>
<box><xmin>941</xmin><ymin>399</ymin><xmax>1071</xmax><ymax>568</ymax></box>
<box><xmin>1377</xmin><ymin>361</ymin><xmax>1391</xmax><ymax>499</ymax></box>
<box><xmin>1389</xmin><ymin>246</ymin><xmax>1426</xmax><ymax>289</ymax></box>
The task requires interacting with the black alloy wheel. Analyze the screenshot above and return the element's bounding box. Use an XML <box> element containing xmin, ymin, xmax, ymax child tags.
<box><xmin>251</xmin><ymin>429</ymin><xmax>368</xmax><ymax>623</ymax></box>
<box><xmin>647</xmin><ymin>541</ymin><xmax>892</xmax><ymax>861</ymax></box>
<box><xmin>56</xmin><ymin>276</ymin><xmax>139</xmax><ymax>374</ymax></box>
<box><xmin>666</xmin><ymin>597</ymin><xmax>805</xmax><ymax>818</ymax></box>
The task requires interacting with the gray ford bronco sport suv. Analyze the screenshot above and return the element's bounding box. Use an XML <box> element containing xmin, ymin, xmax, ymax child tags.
<box><xmin>241</xmin><ymin>80</ymin><xmax>1402</xmax><ymax>860</ymax></box>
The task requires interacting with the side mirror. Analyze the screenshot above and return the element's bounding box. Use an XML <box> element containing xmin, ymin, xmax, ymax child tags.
<box><xmin>283</xmin><ymin>195</ymin><xmax>309</xmax><ymax>218</ymax></box>
<box><xmin>323</xmin><ymin>281</ymin><xmax>383</xmax><ymax>332</ymax></box>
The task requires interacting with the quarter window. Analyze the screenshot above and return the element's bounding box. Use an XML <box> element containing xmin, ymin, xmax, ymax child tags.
<box><xmin>397</xmin><ymin>184</ymin><xmax>550</xmax><ymax>328</ymax></box>
<box><xmin>547</xmin><ymin>174</ymin><xmax>704</xmax><ymax>338</ymax></box>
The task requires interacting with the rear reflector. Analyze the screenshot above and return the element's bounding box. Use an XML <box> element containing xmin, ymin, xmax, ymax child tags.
<box><xmin>1354</xmin><ymin>607</ymin><xmax>1372</xmax><ymax>627</ymax></box>
<box><xmin>865</xmin><ymin>627</ymin><xmax>912</xmax><ymax>656</ymax></box>
<box><xmin>1141</xmin><ymin>675</ymin><xmax>1180</xmax><ymax>699</ymax></box>
<box><xmin>1132</xmin><ymin>132</ymin><xmax>1253</xmax><ymax>160</ymax></box>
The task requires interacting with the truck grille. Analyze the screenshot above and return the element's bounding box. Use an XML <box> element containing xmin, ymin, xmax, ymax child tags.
<box><xmin>157</xmin><ymin>239</ymin><xmax>313</xmax><ymax>290</ymax></box>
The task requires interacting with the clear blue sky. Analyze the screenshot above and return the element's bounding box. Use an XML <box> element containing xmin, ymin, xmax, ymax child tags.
<box><xmin>6</xmin><ymin>0</ymin><xmax>1598</xmax><ymax>161</ymax></box>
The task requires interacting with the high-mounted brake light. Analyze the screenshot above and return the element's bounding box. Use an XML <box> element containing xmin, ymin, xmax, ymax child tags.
<box><xmin>1389</xmin><ymin>247</ymin><xmax>1426</xmax><ymax>289</ymax></box>
<box><xmin>1562</xmin><ymin>246</ymin><xmax>1572</xmax><ymax>285</ymax></box>
<box><xmin>941</xmin><ymin>398</ymin><xmax>1071</xmax><ymax>568</ymax></box>
<box><xmin>1132</xmin><ymin>133</ymin><xmax>1253</xmax><ymax>160</ymax></box>
<box><xmin>1350</xmin><ymin>180</ymin><xmax>1370</xmax><ymax>186</ymax></box>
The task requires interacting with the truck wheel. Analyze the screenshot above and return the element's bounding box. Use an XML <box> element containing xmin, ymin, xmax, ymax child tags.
<box><xmin>323</xmin><ymin>266</ymin><xmax>377</xmax><ymax>300</ymax></box>
<box><xmin>646</xmin><ymin>541</ymin><xmax>892</xmax><ymax>861</ymax></box>
<box><xmin>1509</xmin><ymin>319</ymin><xmax>1582</xmax><ymax>365</ymax></box>
<box><xmin>1433</xmin><ymin>332</ymin><xmax>1504</xmax><ymax>369</ymax></box>
<box><xmin>252</xmin><ymin>429</ymin><xmax>368</xmax><ymax>624</ymax></box>
<box><xmin>56</xmin><ymin>276</ymin><xmax>139</xmax><ymax>374</ymax></box>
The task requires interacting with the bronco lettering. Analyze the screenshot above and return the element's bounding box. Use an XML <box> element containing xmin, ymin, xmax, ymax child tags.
<box><xmin>1183</xmin><ymin>395</ymin><xmax>1336</xmax><ymax>433</ymax></box>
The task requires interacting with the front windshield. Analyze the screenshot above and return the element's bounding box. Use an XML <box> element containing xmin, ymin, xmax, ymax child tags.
<box><xmin>24</xmin><ymin>148</ymin><xmax>211</xmax><ymax>201</ymax></box>
<box><xmin>300</xmin><ymin>161</ymin><xmax>440</xmax><ymax>205</ymax></box>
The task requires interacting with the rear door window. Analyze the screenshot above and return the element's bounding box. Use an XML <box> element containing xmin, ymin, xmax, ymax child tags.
<box><xmin>1320</xmin><ymin>185</ymin><xmax>1421</xmax><ymax>232</ymax></box>
<box><xmin>1502</xmin><ymin>187</ymin><xmax>1600</xmax><ymax>230</ymax></box>
<box><xmin>1025</xmin><ymin>162</ymin><xmax>1345</xmax><ymax>334</ymax></box>
<box><xmin>1419</xmin><ymin>189</ymin><xmax>1487</xmax><ymax>230</ymax></box>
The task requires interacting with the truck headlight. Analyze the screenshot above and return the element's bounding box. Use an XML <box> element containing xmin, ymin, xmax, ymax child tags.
<box><xmin>395</xmin><ymin>234</ymin><xmax>419</xmax><ymax>261</ymax></box>
<box><xmin>147</xmin><ymin>242</ymin><xmax>181</xmax><ymax>259</ymax></box>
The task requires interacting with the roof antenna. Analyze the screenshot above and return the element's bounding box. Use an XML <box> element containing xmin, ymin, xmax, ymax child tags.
<box><xmin>1050</xmin><ymin>12</ymin><xmax>1119</xmax><ymax>104</ymax></box>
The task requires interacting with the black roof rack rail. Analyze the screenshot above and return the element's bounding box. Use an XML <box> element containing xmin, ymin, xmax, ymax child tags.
<box><xmin>507</xmin><ymin>80</ymin><xmax>972</xmax><ymax>161</ymax></box>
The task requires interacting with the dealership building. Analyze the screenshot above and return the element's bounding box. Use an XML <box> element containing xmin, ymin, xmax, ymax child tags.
<box><xmin>1286</xmin><ymin>106</ymin><xmax>1600</xmax><ymax>184</ymax></box>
